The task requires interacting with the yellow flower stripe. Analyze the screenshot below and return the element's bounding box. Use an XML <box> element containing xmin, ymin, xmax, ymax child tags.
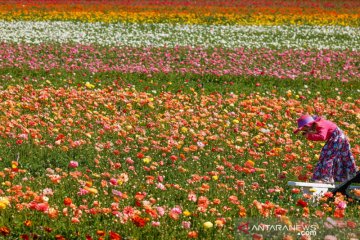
<box><xmin>0</xmin><ymin>5</ymin><xmax>359</xmax><ymax>26</ymax></box>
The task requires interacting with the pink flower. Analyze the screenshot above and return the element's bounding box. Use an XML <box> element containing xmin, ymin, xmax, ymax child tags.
<box><xmin>126</xmin><ymin>157</ymin><xmax>134</xmax><ymax>165</ymax></box>
<box><xmin>42</xmin><ymin>188</ymin><xmax>54</xmax><ymax>196</ymax></box>
<box><xmin>123</xmin><ymin>206</ymin><xmax>134</xmax><ymax>216</ymax></box>
<box><xmin>336</xmin><ymin>201</ymin><xmax>347</xmax><ymax>209</ymax></box>
<box><xmin>63</xmin><ymin>207</ymin><xmax>68</xmax><ymax>216</ymax></box>
<box><xmin>77</xmin><ymin>188</ymin><xmax>89</xmax><ymax>196</ymax></box>
<box><xmin>157</xmin><ymin>175</ymin><xmax>164</xmax><ymax>182</ymax></box>
<box><xmin>228</xmin><ymin>195</ymin><xmax>240</xmax><ymax>204</ymax></box>
<box><xmin>112</xmin><ymin>189</ymin><xmax>123</xmax><ymax>197</ymax></box>
<box><xmin>151</xmin><ymin>221</ymin><xmax>160</xmax><ymax>227</ymax></box>
<box><xmin>18</xmin><ymin>133</ymin><xmax>28</xmax><ymax>139</ymax></box>
<box><xmin>156</xmin><ymin>206</ymin><xmax>165</xmax><ymax>216</ymax></box>
<box><xmin>68</xmin><ymin>161</ymin><xmax>79</xmax><ymax>168</ymax></box>
<box><xmin>35</xmin><ymin>203</ymin><xmax>49</xmax><ymax>212</ymax></box>
<box><xmin>110</xmin><ymin>178</ymin><xmax>118</xmax><ymax>185</ymax></box>
<box><xmin>156</xmin><ymin>183</ymin><xmax>166</xmax><ymax>190</ymax></box>
<box><xmin>324</xmin><ymin>235</ymin><xmax>337</xmax><ymax>240</ymax></box>
<box><xmin>188</xmin><ymin>192</ymin><xmax>197</xmax><ymax>202</ymax></box>
<box><xmin>171</xmin><ymin>207</ymin><xmax>182</xmax><ymax>215</ymax></box>
<box><xmin>182</xmin><ymin>221</ymin><xmax>191</xmax><ymax>229</ymax></box>
<box><xmin>71</xmin><ymin>217</ymin><xmax>80</xmax><ymax>223</ymax></box>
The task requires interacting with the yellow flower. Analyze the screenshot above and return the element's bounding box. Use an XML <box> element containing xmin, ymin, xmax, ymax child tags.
<box><xmin>181</xmin><ymin>127</ymin><xmax>188</xmax><ymax>133</ymax></box>
<box><xmin>143</xmin><ymin>157</ymin><xmax>152</xmax><ymax>164</ymax></box>
<box><xmin>84</xmin><ymin>186</ymin><xmax>98</xmax><ymax>194</ymax></box>
<box><xmin>85</xmin><ymin>82</ymin><xmax>95</xmax><ymax>89</ymax></box>
<box><xmin>212</xmin><ymin>175</ymin><xmax>219</xmax><ymax>181</ymax></box>
<box><xmin>0</xmin><ymin>197</ymin><xmax>10</xmax><ymax>209</ymax></box>
<box><xmin>203</xmin><ymin>221</ymin><xmax>213</xmax><ymax>229</ymax></box>
<box><xmin>183</xmin><ymin>210</ymin><xmax>191</xmax><ymax>217</ymax></box>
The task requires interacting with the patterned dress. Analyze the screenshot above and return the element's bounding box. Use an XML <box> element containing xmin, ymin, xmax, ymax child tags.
<box><xmin>311</xmin><ymin>127</ymin><xmax>357</xmax><ymax>183</ymax></box>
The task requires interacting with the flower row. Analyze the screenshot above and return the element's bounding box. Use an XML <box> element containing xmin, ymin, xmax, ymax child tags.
<box><xmin>0</xmin><ymin>0</ymin><xmax>359</xmax><ymax>25</ymax></box>
<box><xmin>0</xmin><ymin>8</ymin><xmax>358</xmax><ymax>26</ymax></box>
<box><xmin>1</xmin><ymin>43</ymin><xmax>359</xmax><ymax>81</ymax></box>
<box><xmin>1</xmin><ymin>21</ymin><xmax>359</xmax><ymax>50</ymax></box>
<box><xmin>0</xmin><ymin>85</ymin><xmax>358</xmax><ymax>156</ymax></box>
<box><xmin>3</xmin><ymin>0</ymin><xmax>360</xmax><ymax>8</ymax></box>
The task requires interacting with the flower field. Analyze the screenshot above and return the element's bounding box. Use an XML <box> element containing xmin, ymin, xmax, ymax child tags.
<box><xmin>0</xmin><ymin>0</ymin><xmax>359</xmax><ymax>239</ymax></box>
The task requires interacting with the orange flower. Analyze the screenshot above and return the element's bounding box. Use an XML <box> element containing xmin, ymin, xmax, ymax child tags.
<box><xmin>0</xmin><ymin>226</ymin><xmax>10</xmax><ymax>236</ymax></box>
<box><xmin>244</xmin><ymin>160</ymin><xmax>255</xmax><ymax>168</ymax></box>
<box><xmin>187</xmin><ymin>231</ymin><xmax>198</xmax><ymax>238</ymax></box>
<box><xmin>315</xmin><ymin>210</ymin><xmax>325</xmax><ymax>218</ymax></box>
<box><xmin>238</xmin><ymin>205</ymin><xmax>247</xmax><ymax>217</ymax></box>
<box><xmin>134</xmin><ymin>192</ymin><xmax>146</xmax><ymax>201</ymax></box>
<box><xmin>55</xmin><ymin>235</ymin><xmax>66</xmax><ymax>240</ymax></box>
<box><xmin>212</xmin><ymin>198</ymin><xmax>221</xmax><ymax>205</ymax></box>
<box><xmin>48</xmin><ymin>208</ymin><xmax>59</xmax><ymax>219</ymax></box>
<box><xmin>352</xmin><ymin>189</ymin><xmax>360</xmax><ymax>197</ymax></box>
<box><xmin>96</xmin><ymin>230</ymin><xmax>105</xmax><ymax>236</ymax></box>
<box><xmin>197</xmin><ymin>196</ymin><xmax>210</xmax><ymax>209</ymax></box>
<box><xmin>24</xmin><ymin>220</ymin><xmax>32</xmax><ymax>227</ymax></box>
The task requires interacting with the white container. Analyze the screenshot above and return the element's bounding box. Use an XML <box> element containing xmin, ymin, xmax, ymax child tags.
<box><xmin>287</xmin><ymin>181</ymin><xmax>336</xmax><ymax>197</ymax></box>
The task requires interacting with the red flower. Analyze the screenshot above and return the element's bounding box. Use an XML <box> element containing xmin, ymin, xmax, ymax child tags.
<box><xmin>134</xmin><ymin>192</ymin><xmax>146</xmax><ymax>201</ymax></box>
<box><xmin>323</xmin><ymin>192</ymin><xmax>333</xmax><ymax>198</ymax></box>
<box><xmin>170</xmin><ymin>155</ymin><xmax>178</xmax><ymax>162</ymax></box>
<box><xmin>274</xmin><ymin>207</ymin><xmax>287</xmax><ymax>216</ymax></box>
<box><xmin>334</xmin><ymin>208</ymin><xmax>345</xmax><ymax>218</ymax></box>
<box><xmin>63</xmin><ymin>197</ymin><xmax>72</xmax><ymax>206</ymax></box>
<box><xmin>296</xmin><ymin>199</ymin><xmax>308</xmax><ymax>208</ymax></box>
<box><xmin>56</xmin><ymin>134</ymin><xmax>65</xmax><ymax>141</ymax></box>
<box><xmin>132</xmin><ymin>215</ymin><xmax>147</xmax><ymax>227</ymax></box>
<box><xmin>109</xmin><ymin>231</ymin><xmax>122</xmax><ymax>240</ymax></box>
<box><xmin>20</xmin><ymin>235</ymin><xmax>29</xmax><ymax>240</ymax></box>
<box><xmin>347</xmin><ymin>221</ymin><xmax>357</xmax><ymax>229</ymax></box>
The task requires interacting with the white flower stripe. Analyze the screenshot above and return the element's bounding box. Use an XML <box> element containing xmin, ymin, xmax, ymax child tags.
<box><xmin>0</xmin><ymin>21</ymin><xmax>359</xmax><ymax>50</ymax></box>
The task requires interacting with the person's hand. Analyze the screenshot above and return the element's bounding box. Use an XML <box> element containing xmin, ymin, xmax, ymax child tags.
<box><xmin>300</xmin><ymin>126</ymin><xmax>309</xmax><ymax>136</ymax></box>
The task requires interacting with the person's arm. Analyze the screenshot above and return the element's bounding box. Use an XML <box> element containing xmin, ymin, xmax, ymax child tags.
<box><xmin>305</xmin><ymin>123</ymin><xmax>327</xmax><ymax>141</ymax></box>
